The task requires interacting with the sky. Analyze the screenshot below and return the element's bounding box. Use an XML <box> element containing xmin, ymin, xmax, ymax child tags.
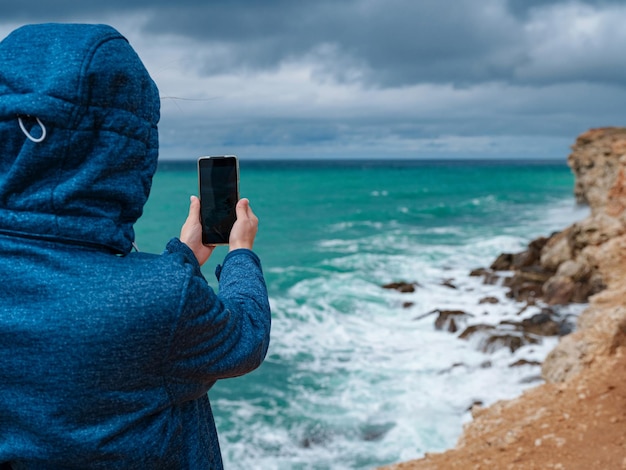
<box><xmin>0</xmin><ymin>0</ymin><xmax>625</xmax><ymax>161</ymax></box>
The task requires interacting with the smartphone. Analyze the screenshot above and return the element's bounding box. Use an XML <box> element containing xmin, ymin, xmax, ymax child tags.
<box><xmin>198</xmin><ymin>155</ymin><xmax>240</xmax><ymax>246</ymax></box>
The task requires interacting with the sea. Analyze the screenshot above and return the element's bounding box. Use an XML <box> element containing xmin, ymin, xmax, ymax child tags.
<box><xmin>134</xmin><ymin>159</ymin><xmax>589</xmax><ymax>470</ymax></box>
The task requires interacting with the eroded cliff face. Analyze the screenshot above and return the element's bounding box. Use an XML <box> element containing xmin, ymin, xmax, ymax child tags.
<box><xmin>542</xmin><ymin>127</ymin><xmax>626</xmax><ymax>383</ymax></box>
<box><xmin>383</xmin><ymin>127</ymin><xmax>626</xmax><ymax>470</ymax></box>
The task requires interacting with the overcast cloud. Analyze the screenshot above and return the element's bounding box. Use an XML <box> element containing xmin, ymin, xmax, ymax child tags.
<box><xmin>0</xmin><ymin>0</ymin><xmax>624</xmax><ymax>160</ymax></box>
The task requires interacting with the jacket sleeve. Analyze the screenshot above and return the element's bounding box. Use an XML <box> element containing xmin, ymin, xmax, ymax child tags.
<box><xmin>164</xmin><ymin>238</ymin><xmax>271</xmax><ymax>388</ymax></box>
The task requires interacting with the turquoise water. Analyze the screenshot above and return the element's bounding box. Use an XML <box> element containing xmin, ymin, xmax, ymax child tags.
<box><xmin>135</xmin><ymin>160</ymin><xmax>586</xmax><ymax>469</ymax></box>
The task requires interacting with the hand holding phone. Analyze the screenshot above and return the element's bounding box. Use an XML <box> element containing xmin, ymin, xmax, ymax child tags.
<box><xmin>228</xmin><ymin>198</ymin><xmax>258</xmax><ymax>251</ymax></box>
<box><xmin>198</xmin><ymin>155</ymin><xmax>239</xmax><ymax>246</ymax></box>
<box><xmin>180</xmin><ymin>196</ymin><xmax>215</xmax><ymax>266</ymax></box>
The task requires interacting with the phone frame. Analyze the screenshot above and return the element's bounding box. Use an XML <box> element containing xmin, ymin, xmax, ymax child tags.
<box><xmin>197</xmin><ymin>155</ymin><xmax>240</xmax><ymax>246</ymax></box>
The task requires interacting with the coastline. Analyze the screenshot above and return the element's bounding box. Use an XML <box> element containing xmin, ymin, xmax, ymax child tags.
<box><xmin>381</xmin><ymin>127</ymin><xmax>626</xmax><ymax>469</ymax></box>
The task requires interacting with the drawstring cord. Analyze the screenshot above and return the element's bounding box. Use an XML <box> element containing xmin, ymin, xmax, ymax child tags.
<box><xmin>18</xmin><ymin>116</ymin><xmax>47</xmax><ymax>143</ymax></box>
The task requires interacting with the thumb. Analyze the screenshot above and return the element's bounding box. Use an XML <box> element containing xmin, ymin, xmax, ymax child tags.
<box><xmin>235</xmin><ymin>198</ymin><xmax>251</xmax><ymax>220</ymax></box>
<box><xmin>229</xmin><ymin>198</ymin><xmax>258</xmax><ymax>251</ymax></box>
<box><xmin>186</xmin><ymin>195</ymin><xmax>201</xmax><ymax>226</ymax></box>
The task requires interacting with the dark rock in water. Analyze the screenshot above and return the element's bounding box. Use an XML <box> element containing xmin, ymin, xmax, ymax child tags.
<box><xmin>511</xmin><ymin>250</ymin><xmax>538</xmax><ymax>269</ymax></box>
<box><xmin>458</xmin><ymin>324</ymin><xmax>494</xmax><ymax>340</ymax></box>
<box><xmin>479</xmin><ymin>296</ymin><xmax>499</xmax><ymax>304</ymax></box>
<box><xmin>490</xmin><ymin>253</ymin><xmax>514</xmax><ymax>271</ymax></box>
<box><xmin>469</xmin><ymin>267</ymin><xmax>502</xmax><ymax>285</ymax></box>
<box><xmin>402</xmin><ymin>301</ymin><xmax>415</xmax><ymax>308</ymax></box>
<box><xmin>509</xmin><ymin>359</ymin><xmax>542</xmax><ymax>367</ymax></box>
<box><xmin>517</xmin><ymin>266</ymin><xmax>555</xmax><ymax>283</ymax></box>
<box><xmin>382</xmin><ymin>281</ymin><xmax>417</xmax><ymax>293</ymax></box>
<box><xmin>469</xmin><ymin>268</ymin><xmax>489</xmax><ymax>277</ymax></box>
<box><xmin>500</xmin><ymin>312</ymin><xmax>561</xmax><ymax>337</ymax></box>
<box><xmin>458</xmin><ymin>324</ymin><xmax>540</xmax><ymax>353</ymax></box>
<box><xmin>558</xmin><ymin>318</ymin><xmax>576</xmax><ymax>336</ymax></box>
<box><xmin>528</xmin><ymin>236</ymin><xmax>550</xmax><ymax>253</ymax></box>
<box><xmin>448</xmin><ymin>307</ymin><xmax>578</xmax><ymax>354</ymax></box>
<box><xmin>441</xmin><ymin>278</ymin><xmax>457</xmax><ymax>289</ymax></box>
<box><xmin>519</xmin><ymin>375</ymin><xmax>543</xmax><ymax>384</ymax></box>
<box><xmin>467</xmin><ymin>400</ymin><xmax>484</xmax><ymax>412</ymax></box>
<box><xmin>434</xmin><ymin>310</ymin><xmax>474</xmax><ymax>333</ymax></box>
<box><xmin>299</xmin><ymin>424</ymin><xmax>332</xmax><ymax>449</ymax></box>
<box><xmin>504</xmin><ymin>266</ymin><xmax>556</xmax><ymax>303</ymax></box>
<box><xmin>520</xmin><ymin>312</ymin><xmax>560</xmax><ymax>336</ymax></box>
<box><xmin>483</xmin><ymin>332</ymin><xmax>540</xmax><ymax>353</ymax></box>
<box><xmin>438</xmin><ymin>362</ymin><xmax>467</xmax><ymax>374</ymax></box>
<box><xmin>359</xmin><ymin>422</ymin><xmax>395</xmax><ymax>442</ymax></box>
<box><xmin>510</xmin><ymin>236</ymin><xmax>548</xmax><ymax>270</ymax></box>
<box><xmin>505</xmin><ymin>279</ymin><xmax>544</xmax><ymax>303</ymax></box>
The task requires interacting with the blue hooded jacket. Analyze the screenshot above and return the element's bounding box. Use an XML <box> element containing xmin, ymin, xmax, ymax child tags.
<box><xmin>0</xmin><ymin>24</ymin><xmax>271</xmax><ymax>469</ymax></box>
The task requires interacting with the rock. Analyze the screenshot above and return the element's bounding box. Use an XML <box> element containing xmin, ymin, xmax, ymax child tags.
<box><xmin>542</xmin><ymin>270</ymin><xmax>604</xmax><ymax>305</ymax></box>
<box><xmin>382</xmin><ymin>281</ymin><xmax>416</xmax><ymax>293</ymax></box>
<box><xmin>541</xmin><ymin>332</ymin><xmax>590</xmax><ymax>383</ymax></box>
<box><xmin>568</xmin><ymin>127</ymin><xmax>626</xmax><ymax>211</ymax></box>
<box><xmin>458</xmin><ymin>324</ymin><xmax>494</xmax><ymax>340</ymax></box>
<box><xmin>540</xmin><ymin>230</ymin><xmax>572</xmax><ymax>272</ymax></box>
<box><xmin>469</xmin><ymin>267</ymin><xmax>489</xmax><ymax>277</ymax></box>
<box><xmin>479</xmin><ymin>296</ymin><xmax>499</xmax><ymax>304</ymax></box>
<box><xmin>469</xmin><ymin>268</ymin><xmax>502</xmax><ymax>285</ymax></box>
<box><xmin>519</xmin><ymin>375</ymin><xmax>543</xmax><ymax>384</ymax></box>
<box><xmin>505</xmin><ymin>279</ymin><xmax>544</xmax><ymax>303</ymax></box>
<box><xmin>499</xmin><ymin>312</ymin><xmax>560</xmax><ymax>337</ymax></box>
<box><xmin>434</xmin><ymin>310</ymin><xmax>474</xmax><ymax>333</ymax></box>
<box><xmin>568</xmin><ymin>213</ymin><xmax>625</xmax><ymax>255</ymax></box>
<box><xmin>556</xmin><ymin>260</ymin><xmax>590</xmax><ymax>281</ymax></box>
<box><xmin>483</xmin><ymin>332</ymin><xmax>540</xmax><ymax>354</ymax></box>
<box><xmin>509</xmin><ymin>359</ymin><xmax>542</xmax><ymax>367</ymax></box>
<box><xmin>467</xmin><ymin>400</ymin><xmax>484</xmax><ymax>412</ymax></box>
<box><xmin>510</xmin><ymin>237</ymin><xmax>547</xmax><ymax>269</ymax></box>
<box><xmin>517</xmin><ymin>266</ymin><xmax>555</xmax><ymax>283</ymax></box>
<box><xmin>490</xmin><ymin>253</ymin><xmax>514</xmax><ymax>271</ymax></box>
<box><xmin>542</xmin><ymin>276</ymin><xmax>578</xmax><ymax>305</ymax></box>
<box><xmin>519</xmin><ymin>312</ymin><xmax>561</xmax><ymax>337</ymax></box>
<box><xmin>458</xmin><ymin>324</ymin><xmax>540</xmax><ymax>353</ymax></box>
<box><xmin>359</xmin><ymin>422</ymin><xmax>395</xmax><ymax>442</ymax></box>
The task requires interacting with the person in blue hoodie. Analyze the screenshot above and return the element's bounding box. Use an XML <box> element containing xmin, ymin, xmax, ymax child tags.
<box><xmin>0</xmin><ymin>23</ymin><xmax>271</xmax><ymax>469</ymax></box>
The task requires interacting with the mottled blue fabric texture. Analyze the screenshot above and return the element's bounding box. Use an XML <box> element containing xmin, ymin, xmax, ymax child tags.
<box><xmin>0</xmin><ymin>24</ymin><xmax>271</xmax><ymax>469</ymax></box>
<box><xmin>0</xmin><ymin>23</ymin><xmax>159</xmax><ymax>254</ymax></box>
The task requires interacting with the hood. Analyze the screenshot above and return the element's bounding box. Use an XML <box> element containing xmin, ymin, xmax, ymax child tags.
<box><xmin>0</xmin><ymin>23</ymin><xmax>160</xmax><ymax>254</ymax></box>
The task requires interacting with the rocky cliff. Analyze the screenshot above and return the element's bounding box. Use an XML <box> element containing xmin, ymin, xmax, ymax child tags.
<box><xmin>383</xmin><ymin>127</ymin><xmax>626</xmax><ymax>469</ymax></box>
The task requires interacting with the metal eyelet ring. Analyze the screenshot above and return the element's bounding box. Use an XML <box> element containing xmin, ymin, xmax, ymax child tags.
<box><xmin>18</xmin><ymin>116</ymin><xmax>47</xmax><ymax>143</ymax></box>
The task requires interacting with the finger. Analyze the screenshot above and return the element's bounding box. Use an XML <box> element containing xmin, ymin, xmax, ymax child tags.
<box><xmin>236</xmin><ymin>198</ymin><xmax>251</xmax><ymax>219</ymax></box>
<box><xmin>186</xmin><ymin>195</ymin><xmax>200</xmax><ymax>224</ymax></box>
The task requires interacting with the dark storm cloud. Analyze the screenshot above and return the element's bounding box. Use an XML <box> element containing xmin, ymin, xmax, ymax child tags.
<box><xmin>1</xmin><ymin>0</ymin><xmax>624</xmax><ymax>88</ymax></box>
<box><xmin>139</xmin><ymin>0</ymin><xmax>626</xmax><ymax>89</ymax></box>
<box><xmin>507</xmin><ymin>0</ymin><xmax>623</xmax><ymax>17</ymax></box>
<box><xmin>139</xmin><ymin>0</ymin><xmax>522</xmax><ymax>86</ymax></box>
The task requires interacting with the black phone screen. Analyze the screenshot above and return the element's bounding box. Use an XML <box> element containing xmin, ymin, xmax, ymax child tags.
<box><xmin>198</xmin><ymin>156</ymin><xmax>239</xmax><ymax>245</ymax></box>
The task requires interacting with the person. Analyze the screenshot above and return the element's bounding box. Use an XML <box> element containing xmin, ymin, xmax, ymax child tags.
<box><xmin>0</xmin><ymin>23</ymin><xmax>271</xmax><ymax>469</ymax></box>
